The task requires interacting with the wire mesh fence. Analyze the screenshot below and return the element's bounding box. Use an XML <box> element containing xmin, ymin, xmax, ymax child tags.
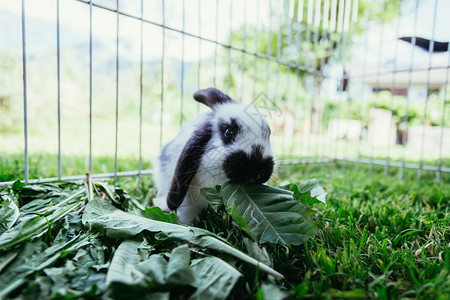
<box><xmin>0</xmin><ymin>0</ymin><xmax>448</xmax><ymax>185</ymax></box>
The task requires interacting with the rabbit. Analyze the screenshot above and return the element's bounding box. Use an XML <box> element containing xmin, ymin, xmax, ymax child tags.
<box><xmin>152</xmin><ymin>88</ymin><xmax>275</xmax><ymax>224</ymax></box>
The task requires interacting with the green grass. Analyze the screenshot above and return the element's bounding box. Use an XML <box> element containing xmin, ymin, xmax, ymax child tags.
<box><xmin>271</xmin><ymin>163</ymin><xmax>449</xmax><ymax>299</ymax></box>
<box><xmin>0</xmin><ymin>152</ymin><xmax>152</xmax><ymax>182</ymax></box>
<box><xmin>2</xmin><ymin>151</ymin><xmax>448</xmax><ymax>183</ymax></box>
<box><xmin>1</xmin><ymin>155</ymin><xmax>449</xmax><ymax>299</ymax></box>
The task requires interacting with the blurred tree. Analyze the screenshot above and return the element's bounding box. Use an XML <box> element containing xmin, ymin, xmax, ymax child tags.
<box><xmin>231</xmin><ymin>0</ymin><xmax>402</xmax><ymax>74</ymax></box>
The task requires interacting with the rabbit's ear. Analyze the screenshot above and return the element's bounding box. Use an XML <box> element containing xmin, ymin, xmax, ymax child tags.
<box><xmin>167</xmin><ymin>122</ymin><xmax>212</xmax><ymax>210</ymax></box>
<box><xmin>194</xmin><ymin>88</ymin><xmax>235</xmax><ymax>109</ymax></box>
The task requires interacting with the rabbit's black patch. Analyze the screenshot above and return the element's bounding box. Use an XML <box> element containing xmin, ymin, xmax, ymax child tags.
<box><xmin>223</xmin><ymin>145</ymin><xmax>274</xmax><ymax>184</ymax></box>
<box><xmin>219</xmin><ymin>118</ymin><xmax>241</xmax><ymax>145</ymax></box>
<box><xmin>167</xmin><ymin>121</ymin><xmax>213</xmax><ymax>210</ymax></box>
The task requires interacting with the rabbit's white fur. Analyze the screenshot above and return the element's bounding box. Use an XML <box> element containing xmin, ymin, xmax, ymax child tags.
<box><xmin>153</xmin><ymin>90</ymin><xmax>273</xmax><ymax>224</ymax></box>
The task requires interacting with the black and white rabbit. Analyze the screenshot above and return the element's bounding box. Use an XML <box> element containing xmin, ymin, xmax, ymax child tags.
<box><xmin>153</xmin><ymin>88</ymin><xmax>275</xmax><ymax>224</ymax></box>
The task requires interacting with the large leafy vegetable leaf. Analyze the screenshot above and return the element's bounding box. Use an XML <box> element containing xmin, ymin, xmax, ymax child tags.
<box><xmin>164</xmin><ymin>244</ymin><xmax>194</xmax><ymax>285</ymax></box>
<box><xmin>259</xmin><ymin>283</ymin><xmax>288</xmax><ymax>300</ymax></box>
<box><xmin>0</xmin><ymin>250</ymin><xmax>20</xmax><ymax>274</ymax></box>
<box><xmin>82</xmin><ymin>198</ymin><xmax>284</xmax><ymax>279</ymax></box>
<box><xmin>243</xmin><ymin>238</ymin><xmax>272</xmax><ymax>267</ymax></box>
<box><xmin>106</xmin><ymin>240</ymin><xmax>241</xmax><ymax>299</ymax></box>
<box><xmin>11</xmin><ymin>180</ymin><xmax>72</xmax><ymax>206</ymax></box>
<box><xmin>142</xmin><ymin>206</ymin><xmax>180</xmax><ymax>224</ymax></box>
<box><xmin>0</xmin><ymin>196</ymin><xmax>19</xmax><ymax>233</ymax></box>
<box><xmin>0</xmin><ymin>196</ymin><xmax>84</xmax><ymax>251</ymax></box>
<box><xmin>42</xmin><ymin>250</ymin><xmax>108</xmax><ymax>298</ymax></box>
<box><xmin>0</xmin><ymin>233</ymin><xmax>94</xmax><ymax>298</ymax></box>
<box><xmin>106</xmin><ymin>239</ymin><xmax>146</xmax><ymax>287</ymax></box>
<box><xmin>106</xmin><ymin>241</ymin><xmax>195</xmax><ymax>297</ymax></box>
<box><xmin>200</xmin><ymin>185</ymin><xmax>223</xmax><ymax>212</ymax></box>
<box><xmin>17</xmin><ymin>186</ymin><xmax>84</xmax><ymax>216</ymax></box>
<box><xmin>189</xmin><ymin>256</ymin><xmax>242</xmax><ymax>300</ymax></box>
<box><xmin>218</xmin><ymin>182</ymin><xmax>317</xmax><ymax>245</ymax></box>
<box><xmin>135</xmin><ymin>248</ymin><xmax>193</xmax><ymax>292</ymax></box>
<box><xmin>226</xmin><ymin>202</ymin><xmax>253</xmax><ymax>238</ymax></box>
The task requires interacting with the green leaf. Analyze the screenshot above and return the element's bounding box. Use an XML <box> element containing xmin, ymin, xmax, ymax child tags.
<box><xmin>220</xmin><ymin>182</ymin><xmax>317</xmax><ymax>245</ymax></box>
<box><xmin>19</xmin><ymin>187</ymin><xmax>84</xmax><ymax>215</ymax></box>
<box><xmin>135</xmin><ymin>254</ymin><xmax>170</xmax><ymax>286</ymax></box>
<box><xmin>0</xmin><ymin>241</ymin><xmax>48</xmax><ymax>296</ymax></box>
<box><xmin>11</xmin><ymin>179</ymin><xmax>25</xmax><ymax>194</ymax></box>
<box><xmin>259</xmin><ymin>283</ymin><xmax>288</xmax><ymax>300</ymax></box>
<box><xmin>82</xmin><ymin>198</ymin><xmax>190</xmax><ymax>240</ymax></box>
<box><xmin>200</xmin><ymin>185</ymin><xmax>223</xmax><ymax>212</ymax></box>
<box><xmin>114</xmin><ymin>187</ymin><xmax>133</xmax><ymax>209</ymax></box>
<box><xmin>288</xmin><ymin>179</ymin><xmax>327</xmax><ymax>206</ymax></box>
<box><xmin>143</xmin><ymin>206</ymin><xmax>180</xmax><ymax>224</ymax></box>
<box><xmin>83</xmin><ymin>198</ymin><xmax>284</xmax><ymax>279</ymax></box>
<box><xmin>0</xmin><ymin>215</ymin><xmax>41</xmax><ymax>250</ymax></box>
<box><xmin>0</xmin><ymin>249</ymin><xmax>20</xmax><ymax>273</ymax></box>
<box><xmin>0</xmin><ymin>233</ymin><xmax>94</xmax><ymax>298</ymax></box>
<box><xmin>12</xmin><ymin>182</ymin><xmax>67</xmax><ymax>206</ymax></box>
<box><xmin>94</xmin><ymin>182</ymin><xmax>118</xmax><ymax>203</ymax></box>
<box><xmin>243</xmin><ymin>238</ymin><xmax>272</xmax><ymax>267</ymax></box>
<box><xmin>0</xmin><ymin>190</ymin><xmax>85</xmax><ymax>251</ymax></box>
<box><xmin>189</xmin><ymin>256</ymin><xmax>242</xmax><ymax>300</ymax></box>
<box><xmin>42</xmin><ymin>248</ymin><xmax>107</xmax><ymax>298</ymax></box>
<box><xmin>106</xmin><ymin>239</ymin><xmax>148</xmax><ymax>287</ymax></box>
<box><xmin>0</xmin><ymin>196</ymin><xmax>19</xmax><ymax>233</ymax></box>
<box><xmin>43</xmin><ymin>261</ymin><xmax>75</xmax><ymax>296</ymax></box>
<box><xmin>226</xmin><ymin>203</ymin><xmax>253</xmax><ymax>238</ymax></box>
<box><xmin>328</xmin><ymin>288</ymin><xmax>366</xmax><ymax>298</ymax></box>
<box><xmin>164</xmin><ymin>244</ymin><xmax>194</xmax><ymax>285</ymax></box>
<box><xmin>106</xmin><ymin>241</ymin><xmax>195</xmax><ymax>298</ymax></box>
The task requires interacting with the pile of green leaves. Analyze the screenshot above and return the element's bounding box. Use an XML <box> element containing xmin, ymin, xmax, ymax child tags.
<box><xmin>0</xmin><ymin>177</ymin><xmax>326</xmax><ymax>299</ymax></box>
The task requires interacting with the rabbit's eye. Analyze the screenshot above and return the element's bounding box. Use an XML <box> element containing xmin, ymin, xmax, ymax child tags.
<box><xmin>224</xmin><ymin>126</ymin><xmax>237</xmax><ymax>141</ymax></box>
<box><xmin>219</xmin><ymin>118</ymin><xmax>240</xmax><ymax>145</ymax></box>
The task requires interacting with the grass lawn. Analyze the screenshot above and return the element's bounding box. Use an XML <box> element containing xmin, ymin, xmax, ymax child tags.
<box><xmin>271</xmin><ymin>163</ymin><xmax>449</xmax><ymax>299</ymax></box>
<box><xmin>0</xmin><ymin>160</ymin><xmax>448</xmax><ymax>299</ymax></box>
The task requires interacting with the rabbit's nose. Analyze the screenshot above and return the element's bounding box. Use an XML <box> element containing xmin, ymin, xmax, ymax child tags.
<box><xmin>222</xmin><ymin>146</ymin><xmax>274</xmax><ymax>184</ymax></box>
<box><xmin>249</xmin><ymin>157</ymin><xmax>274</xmax><ymax>184</ymax></box>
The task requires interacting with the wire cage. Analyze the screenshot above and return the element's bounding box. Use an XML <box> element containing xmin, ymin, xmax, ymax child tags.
<box><xmin>0</xmin><ymin>0</ymin><xmax>448</xmax><ymax>185</ymax></box>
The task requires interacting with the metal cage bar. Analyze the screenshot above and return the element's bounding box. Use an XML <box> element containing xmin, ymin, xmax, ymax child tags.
<box><xmin>226</xmin><ymin>0</ymin><xmax>232</xmax><ymax>94</ymax></box>
<box><xmin>436</xmin><ymin>49</ymin><xmax>450</xmax><ymax>181</ymax></box>
<box><xmin>399</xmin><ymin>0</ymin><xmax>420</xmax><ymax>180</ymax></box>
<box><xmin>369</xmin><ymin>0</ymin><xmax>388</xmax><ymax>172</ymax></box>
<box><xmin>197</xmin><ymin>0</ymin><xmax>202</xmax><ymax>113</ymax></box>
<box><xmin>56</xmin><ymin>0</ymin><xmax>62</xmax><ymax>180</ymax></box>
<box><xmin>21</xmin><ymin>0</ymin><xmax>29</xmax><ymax>183</ymax></box>
<box><xmin>417</xmin><ymin>0</ymin><xmax>439</xmax><ymax>180</ymax></box>
<box><xmin>89</xmin><ymin>0</ymin><xmax>93</xmax><ymax>174</ymax></box>
<box><xmin>179</xmin><ymin>0</ymin><xmax>186</xmax><ymax>127</ymax></box>
<box><xmin>113</xmin><ymin>0</ymin><xmax>120</xmax><ymax>182</ymax></box>
<box><xmin>354</xmin><ymin>0</ymin><xmax>372</xmax><ymax>170</ymax></box>
<box><xmin>159</xmin><ymin>0</ymin><xmax>166</xmax><ymax>148</ymax></box>
<box><xmin>137</xmin><ymin>0</ymin><xmax>144</xmax><ymax>186</ymax></box>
